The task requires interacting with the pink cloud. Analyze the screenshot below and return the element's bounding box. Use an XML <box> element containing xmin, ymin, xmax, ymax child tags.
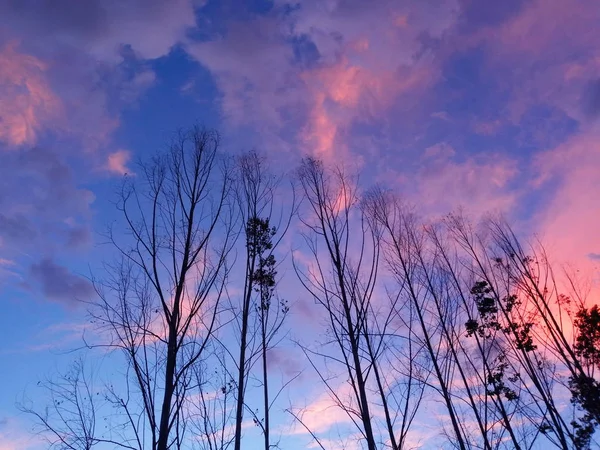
<box><xmin>0</xmin><ymin>0</ymin><xmax>193</xmax><ymax>155</ymax></box>
<box><xmin>284</xmin><ymin>0</ymin><xmax>458</xmax><ymax>69</ymax></box>
<box><xmin>462</xmin><ymin>0</ymin><xmax>600</xmax><ymax>126</ymax></box>
<box><xmin>0</xmin><ymin>417</ymin><xmax>43</xmax><ymax>450</ymax></box>
<box><xmin>409</xmin><ymin>143</ymin><xmax>519</xmax><ymax>217</ymax></box>
<box><xmin>473</xmin><ymin>119</ymin><xmax>503</xmax><ymax>136</ymax></box>
<box><xmin>288</xmin><ymin>384</ymin><xmax>355</xmax><ymax>435</ymax></box>
<box><xmin>532</xmin><ymin>125</ymin><xmax>600</xmax><ymax>278</ymax></box>
<box><xmin>0</xmin><ymin>3</ymin><xmax>185</xmax><ymax>278</ymax></box>
<box><xmin>439</xmin><ymin>0</ymin><xmax>600</xmax><ymax>296</ymax></box>
<box><xmin>106</xmin><ymin>149</ymin><xmax>133</xmax><ymax>175</ymax></box>
<box><xmin>300</xmin><ymin>57</ymin><xmax>434</xmax><ymax>161</ymax></box>
<box><xmin>0</xmin><ymin>258</ymin><xmax>15</xmax><ymax>267</ymax></box>
<box><xmin>188</xmin><ymin>0</ymin><xmax>458</xmax><ymax>161</ymax></box>
<box><xmin>0</xmin><ymin>42</ymin><xmax>62</xmax><ymax>147</ymax></box>
<box><xmin>289</xmin><ymin>0</ymin><xmax>458</xmax><ymax>161</ymax></box>
<box><xmin>0</xmin><ymin>256</ymin><xmax>19</xmax><ymax>284</ymax></box>
<box><xmin>291</xmin><ymin>0</ymin><xmax>458</xmax><ymax>161</ymax></box>
<box><xmin>495</xmin><ymin>0</ymin><xmax>599</xmax><ymax>57</ymax></box>
<box><xmin>0</xmin><ymin>0</ymin><xmax>197</xmax><ymax>63</ymax></box>
<box><xmin>186</xmin><ymin>16</ymin><xmax>298</xmax><ymax>137</ymax></box>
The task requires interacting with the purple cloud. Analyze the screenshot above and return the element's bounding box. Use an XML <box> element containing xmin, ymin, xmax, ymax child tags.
<box><xmin>187</xmin><ymin>0</ymin><xmax>459</xmax><ymax>161</ymax></box>
<box><xmin>0</xmin><ymin>0</ymin><xmax>195</xmax><ymax>308</ymax></box>
<box><xmin>458</xmin><ymin>0</ymin><xmax>525</xmax><ymax>29</ymax></box>
<box><xmin>587</xmin><ymin>253</ymin><xmax>600</xmax><ymax>261</ymax></box>
<box><xmin>0</xmin><ymin>0</ymin><xmax>196</xmax><ymax>61</ymax></box>
<box><xmin>0</xmin><ymin>214</ymin><xmax>36</xmax><ymax>242</ymax></box>
<box><xmin>583</xmin><ymin>78</ymin><xmax>600</xmax><ymax>119</ymax></box>
<box><xmin>29</xmin><ymin>258</ymin><xmax>94</xmax><ymax>305</ymax></box>
<box><xmin>0</xmin><ymin>147</ymin><xmax>94</xmax><ymax>254</ymax></box>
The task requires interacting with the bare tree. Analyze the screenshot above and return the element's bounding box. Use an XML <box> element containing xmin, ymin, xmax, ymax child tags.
<box><xmin>295</xmin><ymin>157</ymin><xmax>377</xmax><ymax>450</ymax></box>
<box><xmin>362</xmin><ymin>190</ymin><xmax>428</xmax><ymax>450</ymax></box>
<box><xmin>231</xmin><ymin>150</ymin><xmax>294</xmax><ymax>450</ymax></box>
<box><xmin>294</xmin><ymin>160</ymin><xmax>425</xmax><ymax>450</ymax></box>
<box><xmin>90</xmin><ymin>126</ymin><xmax>235</xmax><ymax>450</ymax></box>
<box><xmin>19</xmin><ymin>358</ymin><xmax>105</xmax><ymax>450</ymax></box>
<box><xmin>24</xmin><ymin>137</ymin><xmax>599</xmax><ymax>450</ymax></box>
<box><xmin>366</xmin><ymin>189</ymin><xmax>470</xmax><ymax>450</ymax></box>
<box><xmin>189</xmin><ymin>346</ymin><xmax>236</xmax><ymax>450</ymax></box>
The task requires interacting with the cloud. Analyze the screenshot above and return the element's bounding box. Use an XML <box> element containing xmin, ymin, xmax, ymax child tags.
<box><xmin>422</xmin><ymin>142</ymin><xmax>456</xmax><ymax>161</ymax></box>
<box><xmin>458</xmin><ymin>0</ymin><xmax>525</xmax><ymax>29</ymax></box>
<box><xmin>65</xmin><ymin>224</ymin><xmax>92</xmax><ymax>250</ymax></box>
<box><xmin>0</xmin><ymin>1</ymin><xmax>192</xmax><ymax>154</ymax></box>
<box><xmin>0</xmin><ymin>2</ymin><xmax>197</xmax><ymax>311</ymax></box>
<box><xmin>0</xmin><ymin>416</ymin><xmax>43</xmax><ymax>450</ymax></box>
<box><xmin>408</xmin><ymin>143</ymin><xmax>519</xmax><ymax>217</ymax></box>
<box><xmin>582</xmin><ymin>78</ymin><xmax>600</xmax><ymax>119</ymax></box>
<box><xmin>0</xmin><ymin>257</ymin><xmax>19</xmax><ymax>284</ymax></box>
<box><xmin>188</xmin><ymin>0</ymin><xmax>459</xmax><ymax>160</ymax></box>
<box><xmin>531</xmin><ymin>126</ymin><xmax>600</xmax><ymax>272</ymax></box>
<box><xmin>106</xmin><ymin>149</ymin><xmax>133</xmax><ymax>175</ymax></box>
<box><xmin>266</xmin><ymin>347</ymin><xmax>303</xmax><ymax>377</ymax></box>
<box><xmin>300</xmin><ymin>57</ymin><xmax>434</xmax><ymax>161</ymax></box>
<box><xmin>493</xmin><ymin>0</ymin><xmax>598</xmax><ymax>56</ymax></box>
<box><xmin>187</xmin><ymin>15</ymin><xmax>300</xmax><ymax>148</ymax></box>
<box><xmin>462</xmin><ymin>0</ymin><xmax>600</xmax><ymax>126</ymax></box>
<box><xmin>0</xmin><ymin>42</ymin><xmax>62</xmax><ymax>147</ymax></box>
<box><xmin>0</xmin><ymin>3</ymin><xmax>599</xmax><ymax>450</ymax></box>
<box><xmin>284</xmin><ymin>0</ymin><xmax>458</xmax><ymax>159</ymax></box>
<box><xmin>0</xmin><ymin>0</ymin><xmax>197</xmax><ymax>62</ymax></box>
<box><xmin>0</xmin><ymin>213</ymin><xmax>36</xmax><ymax>242</ymax></box>
<box><xmin>288</xmin><ymin>385</ymin><xmax>354</xmax><ymax>435</ymax></box>
<box><xmin>29</xmin><ymin>258</ymin><xmax>94</xmax><ymax>305</ymax></box>
<box><xmin>0</xmin><ymin>147</ymin><xmax>94</xmax><ymax>253</ymax></box>
<box><xmin>306</xmin><ymin>435</ymin><xmax>363</xmax><ymax>450</ymax></box>
<box><xmin>24</xmin><ymin>321</ymin><xmax>92</xmax><ymax>353</ymax></box>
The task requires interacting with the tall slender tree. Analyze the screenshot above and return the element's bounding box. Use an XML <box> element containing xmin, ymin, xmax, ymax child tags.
<box><xmin>366</xmin><ymin>189</ymin><xmax>470</xmax><ymax>450</ymax></box>
<box><xmin>295</xmin><ymin>158</ymin><xmax>378</xmax><ymax>450</ymax></box>
<box><xmin>232</xmin><ymin>150</ymin><xmax>293</xmax><ymax>450</ymax></box>
<box><xmin>93</xmin><ymin>127</ymin><xmax>235</xmax><ymax>450</ymax></box>
<box><xmin>295</xmin><ymin>160</ymin><xmax>425</xmax><ymax>450</ymax></box>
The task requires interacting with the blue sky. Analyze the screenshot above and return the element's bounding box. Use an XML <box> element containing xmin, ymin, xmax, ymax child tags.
<box><xmin>1</xmin><ymin>0</ymin><xmax>600</xmax><ymax>448</ymax></box>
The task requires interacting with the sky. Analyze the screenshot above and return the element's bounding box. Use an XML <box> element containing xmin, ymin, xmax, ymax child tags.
<box><xmin>1</xmin><ymin>0</ymin><xmax>600</xmax><ymax>448</ymax></box>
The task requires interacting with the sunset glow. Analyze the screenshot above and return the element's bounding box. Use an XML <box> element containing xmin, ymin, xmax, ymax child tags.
<box><xmin>1</xmin><ymin>1</ymin><xmax>599</xmax><ymax>449</ymax></box>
